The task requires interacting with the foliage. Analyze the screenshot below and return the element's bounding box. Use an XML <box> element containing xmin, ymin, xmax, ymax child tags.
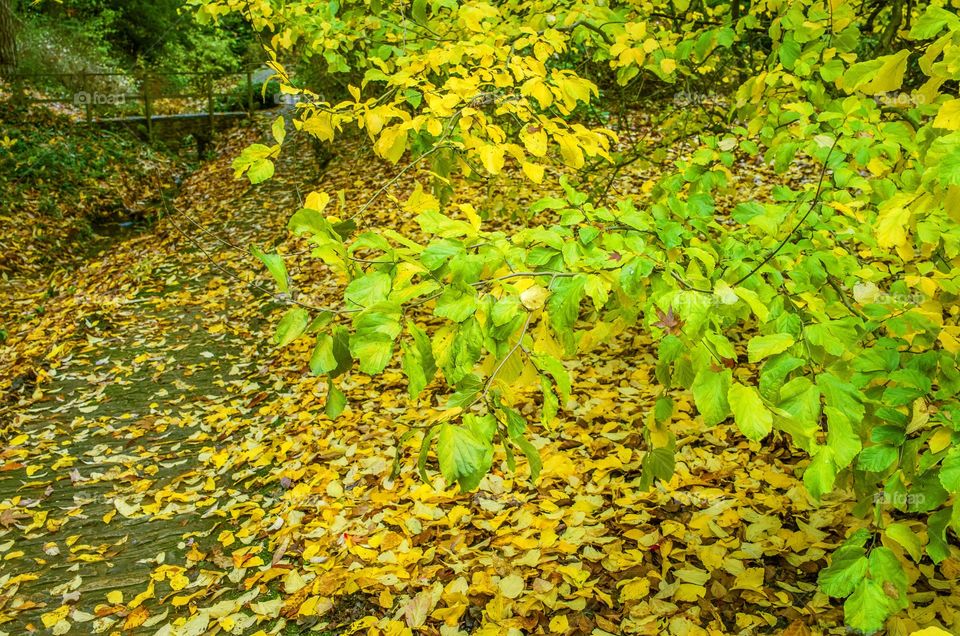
<box><xmin>198</xmin><ymin>0</ymin><xmax>960</xmax><ymax>631</ymax></box>
<box><xmin>0</xmin><ymin>97</ymin><xmax>177</xmax><ymax>275</ymax></box>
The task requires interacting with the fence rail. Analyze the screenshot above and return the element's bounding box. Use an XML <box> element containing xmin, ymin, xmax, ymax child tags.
<box><xmin>8</xmin><ymin>68</ymin><xmax>269</xmax><ymax>140</ymax></box>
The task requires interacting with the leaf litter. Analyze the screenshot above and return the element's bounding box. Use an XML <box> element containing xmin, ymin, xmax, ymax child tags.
<box><xmin>1</xmin><ymin>111</ymin><xmax>958</xmax><ymax>636</ymax></box>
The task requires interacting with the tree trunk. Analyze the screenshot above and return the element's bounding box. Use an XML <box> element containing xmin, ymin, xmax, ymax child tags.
<box><xmin>0</xmin><ymin>0</ymin><xmax>17</xmax><ymax>77</ymax></box>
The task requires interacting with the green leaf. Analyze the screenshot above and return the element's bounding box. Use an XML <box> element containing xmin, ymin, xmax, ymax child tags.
<box><xmin>939</xmin><ymin>447</ymin><xmax>960</xmax><ymax>492</ymax></box>
<box><xmin>540</xmin><ymin>375</ymin><xmax>558</xmax><ymax>428</ymax></box>
<box><xmin>345</xmin><ymin>272</ymin><xmax>392</xmax><ymax>308</ymax></box>
<box><xmin>274</xmin><ymin>307</ymin><xmax>310</xmax><ymax>347</ymax></box>
<box><xmin>416</xmin><ymin>210</ymin><xmax>473</xmax><ymax>237</ymax></box>
<box><xmin>247</xmin><ymin>158</ymin><xmax>275</xmax><ymax>184</ymax></box>
<box><xmin>547</xmin><ymin>275</ymin><xmax>586</xmax><ymax>354</ymax></box>
<box><xmin>728</xmin><ymin>382</ymin><xmax>773</xmax><ymax>441</ymax></box>
<box><xmin>418</xmin><ymin>425</ymin><xmax>440</xmax><ymax>483</ymax></box>
<box><xmin>325</xmin><ymin>381</ymin><xmax>347</xmax><ymax>419</ymax></box>
<box><xmin>436</xmin><ymin>423</ymin><xmax>493</xmax><ymax>491</ymax></box>
<box><xmin>747</xmin><ymin>334</ymin><xmax>795</xmax><ymax>363</ymax></box>
<box><xmin>446</xmin><ymin>373</ymin><xmax>482</xmax><ymax>408</ymax></box>
<box><xmin>910</xmin><ymin>6</ymin><xmax>960</xmax><ymax>38</ymax></box>
<box><xmin>511</xmin><ymin>434</ymin><xmax>542</xmax><ymax>482</ymax></box>
<box><xmin>434</xmin><ymin>283</ymin><xmax>479</xmax><ymax>322</ymax></box>
<box><xmin>641</xmin><ymin>447</ymin><xmax>676</xmax><ymax>487</ymax></box>
<box><xmin>927</xmin><ymin>509</ymin><xmax>951</xmax><ymax>563</ymax></box>
<box><xmin>411</xmin><ymin>0</ymin><xmax>428</xmax><ymax>24</ymax></box>
<box><xmin>401</xmin><ymin>322</ymin><xmax>437</xmax><ymax>399</ymax></box>
<box><xmin>350</xmin><ymin>311</ymin><xmax>401</xmax><ymax>374</ymax></box>
<box><xmin>691</xmin><ymin>368</ymin><xmax>732</xmax><ymax>426</ymax></box>
<box><xmin>819</xmin><ymin>545</ymin><xmax>869</xmax><ymax>597</ymax></box>
<box><xmin>251</xmin><ymin>246</ymin><xmax>289</xmax><ymax>293</ymax></box>
<box><xmin>867</xmin><ymin>547</ymin><xmax>908</xmax><ymax>606</ymax></box>
<box><xmin>857</xmin><ymin>445</ymin><xmax>898</xmax><ymax>472</ymax></box>
<box><xmin>534</xmin><ymin>355</ymin><xmax>571</xmax><ymax>404</ymax></box>
<box><xmin>804</xmin><ymin>447</ymin><xmax>837</xmax><ymax>500</ymax></box>
<box><xmin>884</xmin><ymin>523</ymin><xmax>922</xmax><ymax>562</ymax></box>
<box><xmin>825</xmin><ymin>407</ymin><xmax>862</xmax><ymax>470</ymax></box>
<box><xmin>310</xmin><ymin>333</ymin><xmax>338</xmax><ymax>375</ymax></box>
<box><xmin>844</xmin><ymin>579</ymin><xmax>893</xmax><ymax>634</ymax></box>
<box><xmin>841</xmin><ymin>50</ymin><xmax>910</xmax><ymax>95</ymax></box>
<box><xmin>289</xmin><ymin>207</ymin><xmax>334</xmax><ymax>240</ymax></box>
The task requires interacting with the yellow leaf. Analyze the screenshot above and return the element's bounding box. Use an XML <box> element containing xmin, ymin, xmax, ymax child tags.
<box><xmin>522</xmin><ymin>79</ymin><xmax>553</xmax><ymax>109</ymax></box>
<box><xmin>619</xmin><ymin>577</ymin><xmax>650</xmax><ymax>600</ymax></box>
<box><xmin>479</xmin><ymin>145</ymin><xmax>505</xmax><ymax>174</ymax></box>
<box><xmin>933</xmin><ymin>99</ymin><xmax>960</xmax><ymax>130</ymax></box>
<box><xmin>375</xmin><ymin>125</ymin><xmax>407</xmax><ymax>163</ymax></box>
<box><xmin>909</xmin><ymin>629</ymin><xmax>954</xmax><ymax>636</ymax></box>
<box><xmin>302</xmin><ymin>112</ymin><xmax>335</xmax><ymax>141</ymax></box>
<box><xmin>556</xmin><ymin>134</ymin><xmax>584</xmax><ymax>169</ymax></box>
<box><xmin>41</xmin><ymin>606</ymin><xmax>69</xmax><ymax>628</ymax></box>
<box><xmin>520</xmin><ymin>285</ymin><xmax>549</xmax><ymax>311</ymax></box>
<box><xmin>521</xmin><ymin>162</ymin><xmax>544</xmax><ymax>183</ymax></box>
<box><xmin>844</xmin><ymin>50</ymin><xmax>910</xmax><ymax>94</ymax></box>
<box><xmin>107</xmin><ymin>590</ymin><xmax>123</xmax><ymax>605</ymax></box>
<box><xmin>733</xmin><ymin>567</ymin><xmax>765</xmax><ymax>591</ymax></box>
<box><xmin>498</xmin><ymin>574</ymin><xmax>524</xmax><ymax>599</ymax></box>
<box><xmin>673</xmin><ymin>583</ymin><xmax>706</xmax><ymax>601</ymax></box>
<box><xmin>549</xmin><ymin>616</ymin><xmax>569</xmax><ymax>632</ymax></box>
<box><xmin>113</xmin><ymin>498</ymin><xmax>140</xmax><ymax>518</ymax></box>
<box><xmin>939</xmin><ymin>327</ymin><xmax>960</xmax><ymax>354</ymax></box>
<box><xmin>129</xmin><ymin>580</ymin><xmax>155</xmax><ymax>609</ymax></box>
<box><xmin>520</xmin><ymin>126</ymin><xmax>548</xmax><ymax>157</ymax></box>
<box><xmin>304</xmin><ymin>191</ymin><xmax>330</xmax><ymax>212</ymax></box>
<box><xmin>169</xmin><ymin>573</ymin><xmax>190</xmax><ymax>591</ymax></box>
<box><xmin>876</xmin><ymin>201</ymin><xmax>911</xmax><ymax>248</ymax></box>
<box><xmin>660</xmin><ymin>58</ymin><xmax>677</xmax><ymax>74</ymax></box>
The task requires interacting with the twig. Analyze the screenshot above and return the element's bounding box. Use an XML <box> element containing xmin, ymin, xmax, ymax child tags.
<box><xmin>471</xmin><ymin>271</ymin><xmax>576</xmax><ymax>286</ymax></box>
<box><xmin>729</xmin><ymin>134</ymin><xmax>843</xmax><ymax>288</ymax></box>
<box><xmin>481</xmin><ymin>311</ymin><xmax>533</xmax><ymax>400</ymax></box>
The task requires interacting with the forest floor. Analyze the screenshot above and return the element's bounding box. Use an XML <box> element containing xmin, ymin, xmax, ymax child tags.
<box><xmin>0</xmin><ymin>110</ymin><xmax>956</xmax><ymax>636</ymax></box>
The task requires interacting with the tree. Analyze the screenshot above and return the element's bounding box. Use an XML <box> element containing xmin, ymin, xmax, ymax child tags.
<box><xmin>198</xmin><ymin>0</ymin><xmax>960</xmax><ymax>631</ymax></box>
<box><xmin>0</xmin><ymin>0</ymin><xmax>17</xmax><ymax>76</ymax></box>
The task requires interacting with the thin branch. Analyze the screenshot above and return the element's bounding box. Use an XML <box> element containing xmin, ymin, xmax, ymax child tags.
<box><xmin>481</xmin><ymin>311</ymin><xmax>533</xmax><ymax>400</ymax></box>
<box><xmin>471</xmin><ymin>271</ymin><xmax>577</xmax><ymax>286</ymax></box>
<box><xmin>729</xmin><ymin>134</ymin><xmax>843</xmax><ymax>288</ymax></box>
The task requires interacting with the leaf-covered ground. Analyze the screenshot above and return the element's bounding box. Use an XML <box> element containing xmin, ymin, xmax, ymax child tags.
<box><xmin>0</xmin><ymin>94</ymin><xmax>182</xmax><ymax>281</ymax></box>
<box><xmin>2</xmin><ymin>112</ymin><xmax>958</xmax><ymax>636</ymax></box>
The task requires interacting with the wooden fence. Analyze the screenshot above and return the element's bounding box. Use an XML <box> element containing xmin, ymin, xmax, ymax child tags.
<box><xmin>8</xmin><ymin>69</ymin><xmax>266</xmax><ymax>141</ymax></box>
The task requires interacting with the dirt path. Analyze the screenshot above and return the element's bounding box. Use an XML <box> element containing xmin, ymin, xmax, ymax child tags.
<box><xmin>0</xmin><ymin>112</ymin><xmax>329</xmax><ymax>634</ymax></box>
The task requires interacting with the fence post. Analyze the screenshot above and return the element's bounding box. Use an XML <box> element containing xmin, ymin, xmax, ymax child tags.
<box><xmin>246</xmin><ymin>69</ymin><xmax>253</xmax><ymax>117</ymax></box>
<box><xmin>143</xmin><ymin>72</ymin><xmax>153</xmax><ymax>142</ymax></box>
<box><xmin>206</xmin><ymin>73</ymin><xmax>214</xmax><ymax>136</ymax></box>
